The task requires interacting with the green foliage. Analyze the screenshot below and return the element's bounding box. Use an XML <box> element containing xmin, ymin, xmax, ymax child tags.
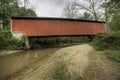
<box><xmin>79</xmin><ymin>12</ymin><xmax>93</xmax><ymax>20</ymax></box>
<box><xmin>16</xmin><ymin>7</ymin><xmax>37</xmax><ymax>17</ymax></box>
<box><xmin>109</xmin><ymin>16</ymin><xmax>120</xmax><ymax>31</ymax></box>
<box><xmin>51</xmin><ymin>60</ymin><xmax>85</xmax><ymax>80</ymax></box>
<box><xmin>91</xmin><ymin>32</ymin><xmax>120</xmax><ymax>63</ymax></box>
<box><xmin>0</xmin><ymin>29</ymin><xmax>26</xmax><ymax>50</ymax></box>
<box><xmin>0</xmin><ymin>0</ymin><xmax>37</xmax><ymax>28</ymax></box>
<box><xmin>51</xmin><ymin>61</ymin><xmax>68</xmax><ymax>80</ymax></box>
<box><xmin>105</xmin><ymin>50</ymin><xmax>120</xmax><ymax>63</ymax></box>
<box><xmin>30</xmin><ymin>36</ymin><xmax>91</xmax><ymax>48</ymax></box>
<box><xmin>0</xmin><ymin>0</ymin><xmax>19</xmax><ymax>27</ymax></box>
<box><xmin>91</xmin><ymin>32</ymin><xmax>120</xmax><ymax>50</ymax></box>
<box><xmin>107</xmin><ymin>0</ymin><xmax>120</xmax><ymax>31</ymax></box>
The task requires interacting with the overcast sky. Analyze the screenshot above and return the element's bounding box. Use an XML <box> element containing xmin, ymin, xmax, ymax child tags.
<box><xmin>25</xmin><ymin>0</ymin><xmax>81</xmax><ymax>17</ymax></box>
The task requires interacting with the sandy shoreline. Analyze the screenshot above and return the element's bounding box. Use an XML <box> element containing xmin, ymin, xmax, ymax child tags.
<box><xmin>0</xmin><ymin>50</ymin><xmax>23</xmax><ymax>56</ymax></box>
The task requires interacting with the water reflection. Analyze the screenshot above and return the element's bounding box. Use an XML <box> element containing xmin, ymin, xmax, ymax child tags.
<box><xmin>0</xmin><ymin>48</ymin><xmax>58</xmax><ymax>79</ymax></box>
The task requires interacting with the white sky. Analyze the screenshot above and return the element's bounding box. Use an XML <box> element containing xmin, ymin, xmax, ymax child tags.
<box><xmin>21</xmin><ymin>0</ymin><xmax>82</xmax><ymax>17</ymax></box>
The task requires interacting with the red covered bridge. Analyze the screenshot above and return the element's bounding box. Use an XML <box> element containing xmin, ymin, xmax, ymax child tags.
<box><xmin>11</xmin><ymin>17</ymin><xmax>106</xmax><ymax>37</ymax></box>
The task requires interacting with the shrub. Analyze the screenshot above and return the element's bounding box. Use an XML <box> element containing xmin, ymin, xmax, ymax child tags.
<box><xmin>51</xmin><ymin>60</ymin><xmax>86</xmax><ymax>80</ymax></box>
<box><xmin>30</xmin><ymin>36</ymin><xmax>92</xmax><ymax>48</ymax></box>
<box><xmin>105</xmin><ymin>50</ymin><xmax>120</xmax><ymax>63</ymax></box>
<box><xmin>91</xmin><ymin>32</ymin><xmax>120</xmax><ymax>50</ymax></box>
<box><xmin>0</xmin><ymin>29</ymin><xmax>26</xmax><ymax>50</ymax></box>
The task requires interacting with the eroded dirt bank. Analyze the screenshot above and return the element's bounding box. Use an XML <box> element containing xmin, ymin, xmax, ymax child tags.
<box><xmin>5</xmin><ymin>44</ymin><xmax>120</xmax><ymax>80</ymax></box>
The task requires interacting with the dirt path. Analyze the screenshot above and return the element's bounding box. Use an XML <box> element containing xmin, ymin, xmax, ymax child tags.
<box><xmin>7</xmin><ymin>44</ymin><xmax>120</xmax><ymax>80</ymax></box>
<box><xmin>83</xmin><ymin>51</ymin><xmax>120</xmax><ymax>80</ymax></box>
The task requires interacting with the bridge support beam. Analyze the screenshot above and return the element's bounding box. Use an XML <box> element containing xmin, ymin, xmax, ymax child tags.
<box><xmin>25</xmin><ymin>37</ymin><xmax>30</xmax><ymax>49</ymax></box>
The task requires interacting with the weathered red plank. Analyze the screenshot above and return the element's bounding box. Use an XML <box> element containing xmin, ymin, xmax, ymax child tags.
<box><xmin>11</xmin><ymin>17</ymin><xmax>105</xmax><ymax>36</ymax></box>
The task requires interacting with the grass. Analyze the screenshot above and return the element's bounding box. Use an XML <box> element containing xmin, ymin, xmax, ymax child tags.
<box><xmin>105</xmin><ymin>50</ymin><xmax>120</xmax><ymax>63</ymax></box>
<box><xmin>50</xmin><ymin>61</ymin><xmax>68</xmax><ymax>80</ymax></box>
<box><xmin>50</xmin><ymin>60</ymin><xmax>85</xmax><ymax>80</ymax></box>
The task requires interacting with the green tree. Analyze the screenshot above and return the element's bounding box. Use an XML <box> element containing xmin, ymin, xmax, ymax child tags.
<box><xmin>16</xmin><ymin>7</ymin><xmax>37</xmax><ymax>17</ymax></box>
<box><xmin>107</xmin><ymin>0</ymin><xmax>120</xmax><ymax>31</ymax></box>
<box><xmin>79</xmin><ymin>12</ymin><xmax>93</xmax><ymax>20</ymax></box>
<box><xmin>0</xmin><ymin>0</ymin><xmax>37</xmax><ymax>28</ymax></box>
<box><xmin>0</xmin><ymin>0</ymin><xmax>20</xmax><ymax>27</ymax></box>
<box><xmin>101</xmin><ymin>0</ymin><xmax>110</xmax><ymax>31</ymax></box>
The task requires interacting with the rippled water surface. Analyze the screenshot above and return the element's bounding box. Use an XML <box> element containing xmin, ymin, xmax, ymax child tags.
<box><xmin>0</xmin><ymin>48</ymin><xmax>59</xmax><ymax>79</ymax></box>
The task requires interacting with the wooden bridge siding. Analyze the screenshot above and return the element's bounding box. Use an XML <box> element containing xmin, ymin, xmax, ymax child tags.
<box><xmin>12</xmin><ymin>19</ymin><xmax>105</xmax><ymax>36</ymax></box>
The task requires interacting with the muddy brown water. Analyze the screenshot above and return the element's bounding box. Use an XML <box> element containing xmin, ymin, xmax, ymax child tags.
<box><xmin>0</xmin><ymin>48</ymin><xmax>59</xmax><ymax>79</ymax></box>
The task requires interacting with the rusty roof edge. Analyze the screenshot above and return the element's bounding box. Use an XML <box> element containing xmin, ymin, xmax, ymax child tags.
<box><xmin>11</xmin><ymin>17</ymin><xmax>105</xmax><ymax>23</ymax></box>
